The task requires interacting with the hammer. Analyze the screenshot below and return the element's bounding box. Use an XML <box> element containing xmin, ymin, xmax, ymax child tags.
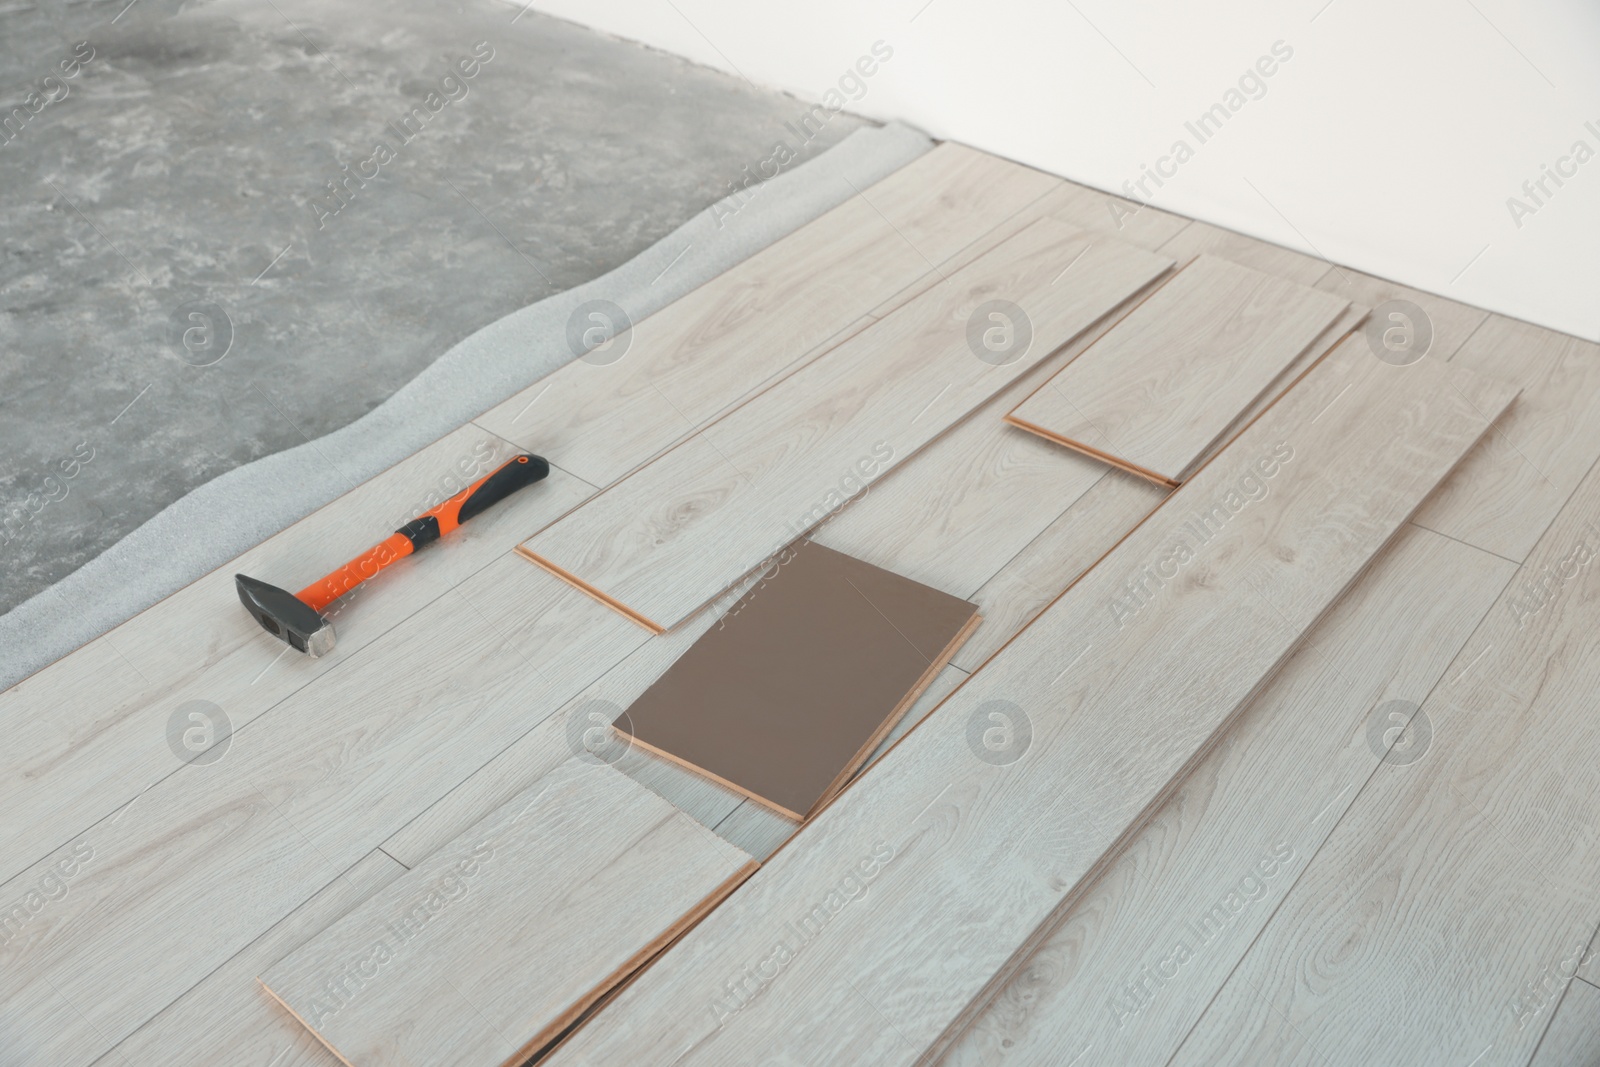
<box><xmin>235</xmin><ymin>453</ymin><xmax>549</xmax><ymax>657</ymax></box>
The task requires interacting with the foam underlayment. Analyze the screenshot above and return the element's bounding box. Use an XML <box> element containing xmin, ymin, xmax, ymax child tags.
<box><xmin>0</xmin><ymin>122</ymin><xmax>933</xmax><ymax>692</ymax></box>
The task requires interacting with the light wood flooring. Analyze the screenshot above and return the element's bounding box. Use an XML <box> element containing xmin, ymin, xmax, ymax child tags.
<box><xmin>4</xmin><ymin>140</ymin><xmax>1600</xmax><ymax>1067</ymax></box>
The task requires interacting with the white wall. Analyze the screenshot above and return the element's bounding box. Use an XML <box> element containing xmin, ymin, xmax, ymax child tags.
<box><xmin>522</xmin><ymin>0</ymin><xmax>1600</xmax><ymax>342</ymax></box>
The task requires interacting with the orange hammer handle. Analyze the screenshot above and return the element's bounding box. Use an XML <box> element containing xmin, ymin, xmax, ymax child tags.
<box><xmin>297</xmin><ymin>532</ymin><xmax>414</xmax><ymax>613</ymax></box>
<box><xmin>296</xmin><ymin>454</ymin><xmax>549</xmax><ymax>613</ymax></box>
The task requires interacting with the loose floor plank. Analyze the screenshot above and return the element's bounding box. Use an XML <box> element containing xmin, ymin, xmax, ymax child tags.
<box><xmin>521</xmin><ymin>217</ymin><xmax>1173</xmax><ymax>632</ymax></box>
<box><xmin>1155</xmin><ymin>219</ymin><xmax>1332</xmax><ymax>286</ymax></box>
<box><xmin>1315</xmin><ymin>264</ymin><xmax>1489</xmax><ymax>363</ymax></box>
<box><xmin>1168</xmin><ymin>449</ymin><xmax>1600</xmax><ymax>1067</ymax></box>
<box><xmin>542</xmin><ymin>337</ymin><xmax>1518</xmax><ymax>1066</ymax></box>
<box><xmin>950</xmin><ymin>468</ymin><xmax>1169</xmax><ymax>671</ymax></box>
<box><xmin>940</xmin><ymin>523</ymin><xmax>1514</xmax><ymax>1065</ymax></box>
<box><xmin>0</xmin><ymin>557</ymin><xmax>648</xmax><ymax>1067</ymax></box>
<box><xmin>811</xmin><ymin>271</ymin><xmax>1169</xmax><ymax>601</ymax></box>
<box><xmin>1006</xmin><ymin>255</ymin><xmax>1349</xmax><ymax>485</ymax></box>
<box><xmin>1413</xmin><ymin>314</ymin><xmax>1600</xmax><ymax>561</ymax></box>
<box><xmin>1040</xmin><ymin>179</ymin><xmax>1192</xmax><ymax>251</ymax></box>
<box><xmin>616</xmin><ymin>541</ymin><xmax>979</xmax><ymax>821</ymax></box>
<box><xmin>262</xmin><ymin>760</ymin><xmax>754</xmax><ymax>1067</ymax></box>
<box><xmin>474</xmin><ymin>143</ymin><xmax>1062</xmax><ymax>489</ymax></box>
<box><xmin>89</xmin><ymin>850</ymin><xmax>406</xmax><ymax>1067</ymax></box>
<box><xmin>379</xmin><ymin>567</ymin><xmax>779</xmax><ymax>868</ymax></box>
<box><xmin>0</xmin><ymin>426</ymin><xmax>588</xmax><ymax>890</ymax></box>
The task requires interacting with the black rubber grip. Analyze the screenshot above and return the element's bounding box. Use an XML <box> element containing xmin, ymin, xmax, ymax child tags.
<box><xmin>396</xmin><ymin>515</ymin><xmax>441</xmax><ymax>549</ymax></box>
<box><xmin>457</xmin><ymin>454</ymin><xmax>550</xmax><ymax>524</ymax></box>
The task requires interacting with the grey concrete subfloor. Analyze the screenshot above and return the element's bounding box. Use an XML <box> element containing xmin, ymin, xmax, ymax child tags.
<box><xmin>0</xmin><ymin>0</ymin><xmax>866</xmax><ymax>615</ymax></box>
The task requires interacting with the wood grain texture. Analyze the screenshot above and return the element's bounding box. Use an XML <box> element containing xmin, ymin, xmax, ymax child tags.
<box><xmin>940</xmin><ymin>523</ymin><xmax>1514</xmax><ymax>1066</ymax></box>
<box><xmin>541</xmin><ymin>337</ymin><xmax>1518</xmax><ymax>1066</ymax></box>
<box><xmin>1155</xmin><ymin>219</ymin><xmax>1333</xmax><ymax>286</ymax></box>
<box><xmin>1315</xmin><ymin>264</ymin><xmax>1489</xmax><ymax>362</ymax></box>
<box><xmin>1529</xmin><ymin>975</ymin><xmax>1600</xmax><ymax>1067</ymax></box>
<box><xmin>379</xmin><ymin>570</ymin><xmax>774</xmax><ymax>867</ymax></box>
<box><xmin>262</xmin><ymin>760</ymin><xmax>753</xmax><ymax>1067</ymax></box>
<box><xmin>475</xmin><ymin>143</ymin><xmax>1061</xmax><ymax>489</ymax></box>
<box><xmin>89</xmin><ymin>850</ymin><xmax>405</xmax><ymax>1067</ymax></box>
<box><xmin>812</xmin><ymin>270</ymin><xmax>1171</xmax><ymax>600</ymax></box>
<box><xmin>1006</xmin><ymin>254</ymin><xmax>1349</xmax><ymax>484</ymax></box>
<box><xmin>949</xmin><ymin>468</ymin><xmax>1169</xmax><ymax>672</ymax></box>
<box><xmin>867</xmin><ymin>177</ymin><xmax>1189</xmax><ymax>318</ymax></box>
<box><xmin>1580</xmin><ymin>944</ymin><xmax>1600</xmax><ymax>988</ymax></box>
<box><xmin>522</xmin><ymin>217</ymin><xmax>1174</xmax><ymax>631</ymax></box>
<box><xmin>0</xmin><ymin>557</ymin><xmax>647</xmax><ymax>1067</ymax></box>
<box><xmin>1413</xmin><ymin>314</ymin><xmax>1600</xmax><ymax>561</ymax></box>
<box><xmin>1169</xmin><ymin>441</ymin><xmax>1600</xmax><ymax>1067</ymax></box>
<box><xmin>0</xmin><ymin>425</ymin><xmax>589</xmax><ymax>888</ymax></box>
<box><xmin>1207</xmin><ymin>302</ymin><xmax>1367</xmax><ymax>466</ymax></box>
<box><xmin>1042</xmin><ymin>179</ymin><xmax>1191</xmax><ymax>252</ymax></box>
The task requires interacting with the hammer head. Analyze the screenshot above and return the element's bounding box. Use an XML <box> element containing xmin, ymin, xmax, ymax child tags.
<box><xmin>235</xmin><ymin>574</ymin><xmax>336</xmax><ymax>657</ymax></box>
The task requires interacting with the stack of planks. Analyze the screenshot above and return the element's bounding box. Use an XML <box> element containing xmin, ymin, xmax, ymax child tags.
<box><xmin>8</xmin><ymin>137</ymin><xmax>1599</xmax><ymax>1067</ymax></box>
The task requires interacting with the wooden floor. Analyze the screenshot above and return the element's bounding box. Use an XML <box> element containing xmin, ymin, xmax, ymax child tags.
<box><xmin>5</xmin><ymin>141</ymin><xmax>1600</xmax><ymax>1067</ymax></box>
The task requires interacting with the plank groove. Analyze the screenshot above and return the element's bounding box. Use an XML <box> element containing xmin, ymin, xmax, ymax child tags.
<box><xmin>378</xmin><ymin>572</ymin><xmax>764</xmax><ymax>868</ymax></box>
<box><xmin>521</xmin><ymin>218</ymin><xmax>1173</xmax><ymax>632</ymax></box>
<box><xmin>90</xmin><ymin>850</ymin><xmax>406</xmax><ymax>1067</ymax></box>
<box><xmin>0</xmin><ymin>558</ymin><xmax>649</xmax><ymax>1067</ymax></box>
<box><xmin>1168</xmin><ymin>443</ymin><xmax>1600</xmax><ymax>1067</ymax></box>
<box><xmin>950</xmin><ymin>467</ymin><xmax>1169</xmax><ymax>672</ymax></box>
<box><xmin>1528</xmin><ymin>975</ymin><xmax>1600</xmax><ymax>1067</ymax></box>
<box><xmin>1413</xmin><ymin>314</ymin><xmax>1600</xmax><ymax>561</ymax></box>
<box><xmin>810</xmin><ymin>276</ymin><xmax>1164</xmax><ymax>601</ymax></box>
<box><xmin>262</xmin><ymin>760</ymin><xmax>753</xmax><ymax>1067</ymax></box>
<box><xmin>475</xmin><ymin>143</ymin><xmax>1062</xmax><ymax>489</ymax></box>
<box><xmin>541</xmin><ymin>336</ymin><xmax>1518</xmax><ymax>1066</ymax></box>
<box><xmin>1006</xmin><ymin>254</ymin><xmax>1350</xmax><ymax>485</ymax></box>
<box><xmin>940</xmin><ymin>523</ymin><xmax>1514</xmax><ymax>1065</ymax></box>
<box><xmin>0</xmin><ymin>427</ymin><xmax>588</xmax><ymax>890</ymax></box>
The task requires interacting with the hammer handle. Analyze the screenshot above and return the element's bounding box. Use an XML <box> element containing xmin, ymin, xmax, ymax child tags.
<box><xmin>297</xmin><ymin>453</ymin><xmax>549</xmax><ymax>613</ymax></box>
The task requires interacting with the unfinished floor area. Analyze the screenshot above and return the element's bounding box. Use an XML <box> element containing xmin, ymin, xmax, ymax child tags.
<box><xmin>0</xmin><ymin>0</ymin><xmax>863</xmax><ymax>614</ymax></box>
<box><xmin>5</xmin><ymin>141</ymin><xmax>1600</xmax><ymax>1067</ymax></box>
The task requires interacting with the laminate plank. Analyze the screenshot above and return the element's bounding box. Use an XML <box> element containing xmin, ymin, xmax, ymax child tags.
<box><xmin>380</xmin><ymin>571</ymin><xmax>770</xmax><ymax>868</ymax></box>
<box><xmin>0</xmin><ymin>556</ymin><xmax>648</xmax><ymax>1067</ymax></box>
<box><xmin>1006</xmin><ymin>255</ymin><xmax>1350</xmax><ymax>485</ymax></box>
<box><xmin>521</xmin><ymin>218</ymin><xmax>1174</xmax><ymax>632</ymax></box>
<box><xmin>708</xmin><ymin>799</ymin><xmax>801</xmax><ymax>868</ymax></box>
<box><xmin>0</xmin><ymin>426</ymin><xmax>590</xmax><ymax>888</ymax></box>
<box><xmin>475</xmin><ymin>143</ymin><xmax>1062</xmax><ymax>489</ymax></box>
<box><xmin>1168</xmin><ymin>447</ymin><xmax>1600</xmax><ymax>1067</ymax></box>
<box><xmin>1314</xmin><ymin>264</ymin><xmax>1489</xmax><ymax>362</ymax></box>
<box><xmin>1042</xmin><ymin>179</ymin><xmax>1191</xmax><ymax>251</ymax></box>
<box><xmin>950</xmin><ymin>468</ymin><xmax>1169</xmax><ymax>672</ymax></box>
<box><xmin>1412</xmin><ymin>314</ymin><xmax>1600</xmax><ymax>561</ymax></box>
<box><xmin>1155</xmin><ymin>219</ymin><xmax>1331</xmax><ymax>286</ymax></box>
<box><xmin>1207</xmin><ymin>302</ymin><xmax>1367</xmax><ymax>469</ymax></box>
<box><xmin>89</xmin><ymin>849</ymin><xmax>406</xmax><ymax>1067</ymax></box>
<box><xmin>262</xmin><ymin>760</ymin><xmax>754</xmax><ymax>1067</ymax></box>
<box><xmin>811</xmin><ymin>287</ymin><xmax>1161</xmax><ymax>599</ymax></box>
<box><xmin>541</xmin><ymin>336</ymin><xmax>1519</xmax><ymax>1066</ymax></box>
<box><xmin>940</xmin><ymin>524</ymin><xmax>1514</xmax><ymax>1066</ymax></box>
<box><xmin>867</xmin><ymin>177</ymin><xmax>1188</xmax><ymax>318</ymax></box>
<box><xmin>1579</xmin><ymin>941</ymin><xmax>1600</xmax><ymax>987</ymax></box>
<box><xmin>1529</xmin><ymin>975</ymin><xmax>1600</xmax><ymax>1067</ymax></box>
